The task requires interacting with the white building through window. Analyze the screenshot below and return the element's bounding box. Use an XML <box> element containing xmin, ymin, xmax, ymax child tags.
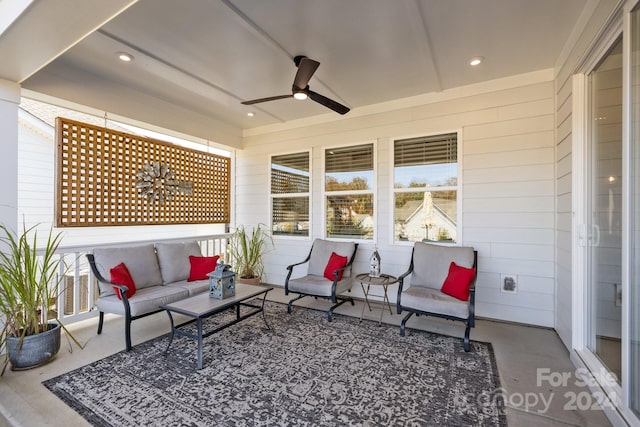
<box><xmin>393</xmin><ymin>132</ymin><xmax>458</xmax><ymax>243</ymax></box>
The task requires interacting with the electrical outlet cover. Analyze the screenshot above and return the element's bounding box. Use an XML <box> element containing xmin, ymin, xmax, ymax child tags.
<box><xmin>501</xmin><ymin>274</ymin><xmax>518</xmax><ymax>294</ymax></box>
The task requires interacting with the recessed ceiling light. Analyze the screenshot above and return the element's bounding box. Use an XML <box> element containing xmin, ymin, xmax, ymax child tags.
<box><xmin>468</xmin><ymin>56</ymin><xmax>484</xmax><ymax>66</ymax></box>
<box><xmin>118</xmin><ymin>52</ymin><xmax>134</xmax><ymax>62</ymax></box>
<box><xmin>247</xmin><ymin>112</ymin><xmax>255</xmax><ymax>117</ymax></box>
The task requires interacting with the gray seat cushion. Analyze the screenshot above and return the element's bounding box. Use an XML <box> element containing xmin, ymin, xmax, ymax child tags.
<box><xmin>96</xmin><ymin>285</ymin><xmax>189</xmax><ymax>317</ymax></box>
<box><xmin>155</xmin><ymin>241</ymin><xmax>202</xmax><ymax>284</ymax></box>
<box><xmin>401</xmin><ymin>286</ymin><xmax>469</xmax><ymax>319</ymax></box>
<box><xmin>92</xmin><ymin>244</ymin><xmax>163</xmax><ymax>296</ymax></box>
<box><xmin>287</xmin><ymin>274</ymin><xmax>352</xmax><ymax>297</ymax></box>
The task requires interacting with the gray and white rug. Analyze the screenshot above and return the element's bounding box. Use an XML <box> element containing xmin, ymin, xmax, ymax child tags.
<box><xmin>43</xmin><ymin>301</ymin><xmax>506</xmax><ymax>426</ymax></box>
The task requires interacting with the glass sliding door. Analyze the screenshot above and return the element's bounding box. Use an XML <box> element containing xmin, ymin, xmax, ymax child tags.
<box><xmin>588</xmin><ymin>37</ymin><xmax>623</xmax><ymax>382</ymax></box>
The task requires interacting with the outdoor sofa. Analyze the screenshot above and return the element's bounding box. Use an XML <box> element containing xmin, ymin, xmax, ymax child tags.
<box><xmin>87</xmin><ymin>241</ymin><xmax>218</xmax><ymax>351</ymax></box>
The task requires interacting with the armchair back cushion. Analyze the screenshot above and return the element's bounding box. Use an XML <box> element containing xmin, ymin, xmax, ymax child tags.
<box><xmin>155</xmin><ymin>241</ymin><xmax>202</xmax><ymax>284</ymax></box>
<box><xmin>410</xmin><ymin>242</ymin><xmax>475</xmax><ymax>290</ymax></box>
<box><xmin>307</xmin><ymin>239</ymin><xmax>357</xmax><ymax>277</ymax></box>
<box><xmin>92</xmin><ymin>244</ymin><xmax>163</xmax><ymax>296</ymax></box>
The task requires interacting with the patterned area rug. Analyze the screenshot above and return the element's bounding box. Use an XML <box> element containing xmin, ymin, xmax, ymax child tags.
<box><xmin>43</xmin><ymin>301</ymin><xmax>506</xmax><ymax>426</ymax></box>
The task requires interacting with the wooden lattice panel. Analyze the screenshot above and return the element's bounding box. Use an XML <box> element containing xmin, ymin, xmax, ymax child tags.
<box><xmin>55</xmin><ymin>118</ymin><xmax>230</xmax><ymax>227</ymax></box>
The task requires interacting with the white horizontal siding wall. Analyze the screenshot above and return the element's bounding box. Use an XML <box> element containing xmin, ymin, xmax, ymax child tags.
<box><xmin>555</xmin><ymin>76</ymin><xmax>574</xmax><ymax>350</ymax></box>
<box><xmin>237</xmin><ymin>72</ymin><xmax>557</xmax><ymax>327</ymax></box>
<box><xmin>17</xmin><ymin>111</ymin><xmax>226</xmax><ymax>248</ymax></box>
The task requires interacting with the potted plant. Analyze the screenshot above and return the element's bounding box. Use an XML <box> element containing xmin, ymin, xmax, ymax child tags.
<box><xmin>227</xmin><ymin>223</ymin><xmax>273</xmax><ymax>284</ymax></box>
<box><xmin>0</xmin><ymin>223</ymin><xmax>79</xmax><ymax>373</ymax></box>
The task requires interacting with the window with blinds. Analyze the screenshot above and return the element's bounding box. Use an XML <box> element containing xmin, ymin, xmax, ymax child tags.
<box><xmin>393</xmin><ymin>133</ymin><xmax>458</xmax><ymax>244</ymax></box>
<box><xmin>325</xmin><ymin>143</ymin><xmax>374</xmax><ymax>240</ymax></box>
<box><xmin>271</xmin><ymin>152</ymin><xmax>310</xmax><ymax>237</ymax></box>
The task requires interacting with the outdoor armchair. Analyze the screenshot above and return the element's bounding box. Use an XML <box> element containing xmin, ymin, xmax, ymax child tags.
<box><xmin>396</xmin><ymin>241</ymin><xmax>478</xmax><ymax>351</ymax></box>
<box><xmin>285</xmin><ymin>238</ymin><xmax>358</xmax><ymax>321</ymax></box>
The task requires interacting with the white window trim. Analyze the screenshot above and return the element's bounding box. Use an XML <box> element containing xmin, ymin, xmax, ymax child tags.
<box><xmin>269</xmin><ymin>149</ymin><xmax>312</xmax><ymax>240</ymax></box>
<box><xmin>390</xmin><ymin>129</ymin><xmax>462</xmax><ymax>246</ymax></box>
<box><xmin>322</xmin><ymin>140</ymin><xmax>377</xmax><ymax>243</ymax></box>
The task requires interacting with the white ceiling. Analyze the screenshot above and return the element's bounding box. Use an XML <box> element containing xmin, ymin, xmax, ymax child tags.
<box><xmin>1</xmin><ymin>0</ymin><xmax>590</xmax><ymax>146</ymax></box>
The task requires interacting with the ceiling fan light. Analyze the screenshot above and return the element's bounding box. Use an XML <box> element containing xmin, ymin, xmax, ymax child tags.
<box><xmin>293</xmin><ymin>91</ymin><xmax>308</xmax><ymax>100</ymax></box>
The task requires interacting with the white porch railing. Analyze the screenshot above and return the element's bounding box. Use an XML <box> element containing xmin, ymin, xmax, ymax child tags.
<box><xmin>53</xmin><ymin>233</ymin><xmax>232</xmax><ymax>324</ymax></box>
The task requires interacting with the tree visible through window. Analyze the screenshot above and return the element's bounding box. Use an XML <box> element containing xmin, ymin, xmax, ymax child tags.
<box><xmin>271</xmin><ymin>152</ymin><xmax>310</xmax><ymax>236</ymax></box>
<box><xmin>394</xmin><ymin>133</ymin><xmax>458</xmax><ymax>243</ymax></box>
<box><xmin>325</xmin><ymin>144</ymin><xmax>374</xmax><ymax>240</ymax></box>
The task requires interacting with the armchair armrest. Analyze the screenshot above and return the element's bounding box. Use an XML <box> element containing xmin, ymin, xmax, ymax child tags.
<box><xmin>468</xmin><ymin>287</ymin><xmax>476</xmax><ymax>327</ymax></box>
<box><xmin>396</xmin><ymin>248</ymin><xmax>415</xmax><ymax>314</ymax></box>
<box><xmin>286</xmin><ymin>256</ymin><xmax>311</xmax><ymax>272</ymax></box>
<box><xmin>329</xmin><ymin>243</ymin><xmax>359</xmax><ymax>301</ymax></box>
<box><xmin>397</xmin><ymin>267</ymin><xmax>412</xmax><ymax>286</ymax></box>
<box><xmin>285</xmin><ymin>252</ymin><xmax>313</xmax><ymax>295</ymax></box>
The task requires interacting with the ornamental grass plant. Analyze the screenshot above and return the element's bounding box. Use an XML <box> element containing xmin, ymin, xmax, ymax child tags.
<box><xmin>228</xmin><ymin>223</ymin><xmax>273</xmax><ymax>280</ymax></box>
<box><xmin>0</xmin><ymin>223</ymin><xmax>81</xmax><ymax>374</ymax></box>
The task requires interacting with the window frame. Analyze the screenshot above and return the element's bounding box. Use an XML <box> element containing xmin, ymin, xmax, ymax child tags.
<box><xmin>322</xmin><ymin>141</ymin><xmax>377</xmax><ymax>242</ymax></box>
<box><xmin>391</xmin><ymin>130</ymin><xmax>462</xmax><ymax>246</ymax></box>
<box><xmin>269</xmin><ymin>149</ymin><xmax>312</xmax><ymax>240</ymax></box>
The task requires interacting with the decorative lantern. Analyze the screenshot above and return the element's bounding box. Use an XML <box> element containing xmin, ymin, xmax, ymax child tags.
<box><xmin>369</xmin><ymin>248</ymin><xmax>381</xmax><ymax>277</ymax></box>
<box><xmin>208</xmin><ymin>263</ymin><xmax>236</xmax><ymax>299</ymax></box>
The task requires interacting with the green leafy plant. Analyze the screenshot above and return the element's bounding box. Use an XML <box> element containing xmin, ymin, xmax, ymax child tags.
<box><xmin>227</xmin><ymin>223</ymin><xmax>273</xmax><ymax>280</ymax></box>
<box><xmin>0</xmin><ymin>223</ymin><xmax>82</xmax><ymax>374</ymax></box>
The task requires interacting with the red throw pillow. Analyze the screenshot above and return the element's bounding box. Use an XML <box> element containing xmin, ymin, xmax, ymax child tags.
<box><xmin>324</xmin><ymin>252</ymin><xmax>348</xmax><ymax>281</ymax></box>
<box><xmin>188</xmin><ymin>255</ymin><xmax>220</xmax><ymax>281</ymax></box>
<box><xmin>441</xmin><ymin>261</ymin><xmax>476</xmax><ymax>301</ymax></box>
<box><xmin>110</xmin><ymin>262</ymin><xmax>136</xmax><ymax>300</ymax></box>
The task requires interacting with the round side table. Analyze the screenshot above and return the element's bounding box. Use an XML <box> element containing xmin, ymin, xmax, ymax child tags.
<box><xmin>355</xmin><ymin>273</ymin><xmax>397</xmax><ymax>325</ymax></box>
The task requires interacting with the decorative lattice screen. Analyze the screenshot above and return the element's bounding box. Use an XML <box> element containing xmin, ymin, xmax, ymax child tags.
<box><xmin>55</xmin><ymin>118</ymin><xmax>230</xmax><ymax>227</ymax></box>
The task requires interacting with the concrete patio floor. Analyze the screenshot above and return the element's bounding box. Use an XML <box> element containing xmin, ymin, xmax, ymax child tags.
<box><xmin>0</xmin><ymin>287</ymin><xmax>613</xmax><ymax>427</ymax></box>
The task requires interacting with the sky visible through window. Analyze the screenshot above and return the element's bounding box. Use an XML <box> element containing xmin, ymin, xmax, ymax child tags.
<box><xmin>394</xmin><ymin>163</ymin><xmax>457</xmax><ymax>187</ymax></box>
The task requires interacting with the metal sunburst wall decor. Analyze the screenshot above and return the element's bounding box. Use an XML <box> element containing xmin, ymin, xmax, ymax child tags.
<box><xmin>136</xmin><ymin>161</ymin><xmax>193</xmax><ymax>204</ymax></box>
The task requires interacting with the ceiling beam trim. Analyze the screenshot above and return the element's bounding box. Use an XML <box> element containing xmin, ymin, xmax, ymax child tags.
<box><xmin>411</xmin><ymin>0</ymin><xmax>442</xmax><ymax>92</ymax></box>
<box><xmin>0</xmin><ymin>0</ymin><xmax>139</xmax><ymax>83</ymax></box>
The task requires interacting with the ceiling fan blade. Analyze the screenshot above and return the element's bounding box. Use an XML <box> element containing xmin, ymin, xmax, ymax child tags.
<box><xmin>293</xmin><ymin>57</ymin><xmax>320</xmax><ymax>89</ymax></box>
<box><xmin>241</xmin><ymin>94</ymin><xmax>293</xmax><ymax>105</ymax></box>
<box><xmin>308</xmin><ymin>90</ymin><xmax>350</xmax><ymax>115</ymax></box>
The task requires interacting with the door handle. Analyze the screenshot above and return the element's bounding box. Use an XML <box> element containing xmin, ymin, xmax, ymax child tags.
<box><xmin>591</xmin><ymin>224</ymin><xmax>600</xmax><ymax>247</ymax></box>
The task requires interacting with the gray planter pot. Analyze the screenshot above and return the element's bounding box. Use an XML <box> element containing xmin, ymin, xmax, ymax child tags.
<box><xmin>7</xmin><ymin>323</ymin><xmax>61</xmax><ymax>370</ymax></box>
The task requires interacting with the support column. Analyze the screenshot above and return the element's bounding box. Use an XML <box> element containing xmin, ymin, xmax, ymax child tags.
<box><xmin>0</xmin><ymin>79</ymin><xmax>20</xmax><ymax>231</ymax></box>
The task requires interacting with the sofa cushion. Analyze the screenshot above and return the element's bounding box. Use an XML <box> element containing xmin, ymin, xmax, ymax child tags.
<box><xmin>167</xmin><ymin>279</ymin><xmax>210</xmax><ymax>296</ymax></box>
<box><xmin>110</xmin><ymin>263</ymin><xmax>136</xmax><ymax>300</ymax></box>
<box><xmin>156</xmin><ymin>241</ymin><xmax>202</xmax><ymax>284</ymax></box>
<box><xmin>323</xmin><ymin>252</ymin><xmax>348</xmax><ymax>281</ymax></box>
<box><xmin>308</xmin><ymin>239</ymin><xmax>356</xmax><ymax>277</ymax></box>
<box><xmin>441</xmin><ymin>262</ymin><xmax>475</xmax><ymax>301</ymax></box>
<box><xmin>93</xmin><ymin>244</ymin><xmax>163</xmax><ymax>296</ymax></box>
<box><xmin>410</xmin><ymin>242</ymin><xmax>474</xmax><ymax>290</ymax></box>
<box><xmin>96</xmin><ymin>285</ymin><xmax>189</xmax><ymax>317</ymax></box>
<box><xmin>188</xmin><ymin>255</ymin><xmax>220</xmax><ymax>281</ymax></box>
